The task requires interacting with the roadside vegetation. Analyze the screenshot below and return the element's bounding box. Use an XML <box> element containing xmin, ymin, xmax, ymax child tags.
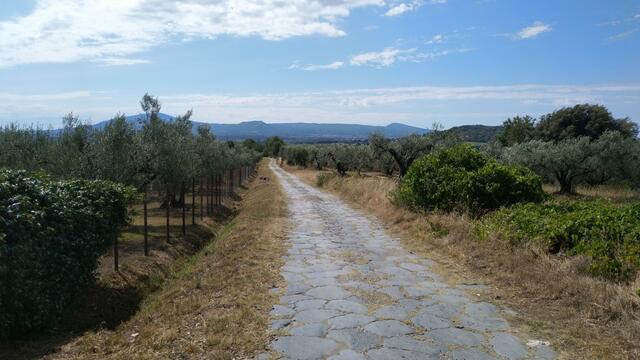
<box><xmin>279</xmin><ymin>103</ymin><xmax>640</xmax><ymax>358</ymax></box>
<box><xmin>0</xmin><ymin>94</ymin><xmax>263</xmax><ymax>353</ymax></box>
<box><xmin>0</xmin><ymin>170</ymin><xmax>135</xmax><ymax>339</ymax></box>
<box><xmin>40</xmin><ymin>160</ymin><xmax>286</xmax><ymax>360</ymax></box>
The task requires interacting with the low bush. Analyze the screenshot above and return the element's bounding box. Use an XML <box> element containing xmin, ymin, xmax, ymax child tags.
<box><xmin>0</xmin><ymin>170</ymin><xmax>136</xmax><ymax>338</ymax></box>
<box><xmin>395</xmin><ymin>144</ymin><xmax>545</xmax><ymax>214</ymax></box>
<box><xmin>478</xmin><ymin>200</ymin><xmax>640</xmax><ymax>282</ymax></box>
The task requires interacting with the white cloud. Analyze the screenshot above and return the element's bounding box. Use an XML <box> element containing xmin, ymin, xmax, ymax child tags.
<box><xmin>512</xmin><ymin>21</ymin><xmax>552</xmax><ymax>40</ymax></box>
<box><xmin>350</xmin><ymin>47</ymin><xmax>469</xmax><ymax>67</ymax></box>
<box><xmin>426</xmin><ymin>34</ymin><xmax>445</xmax><ymax>44</ymax></box>
<box><xmin>383</xmin><ymin>0</ymin><xmax>444</xmax><ymax>17</ymax></box>
<box><xmin>0</xmin><ymin>0</ymin><xmax>386</xmax><ymax>68</ymax></box>
<box><xmin>608</xmin><ymin>28</ymin><xmax>640</xmax><ymax>41</ymax></box>
<box><xmin>290</xmin><ymin>61</ymin><xmax>345</xmax><ymax>71</ymax></box>
<box><xmin>350</xmin><ymin>47</ymin><xmax>414</xmax><ymax>67</ymax></box>
<box><xmin>96</xmin><ymin>58</ymin><xmax>151</xmax><ymax>66</ymax></box>
<box><xmin>385</xmin><ymin>3</ymin><xmax>415</xmax><ymax>16</ymax></box>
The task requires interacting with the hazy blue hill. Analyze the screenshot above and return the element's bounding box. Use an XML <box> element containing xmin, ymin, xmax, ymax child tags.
<box><xmin>88</xmin><ymin>114</ymin><xmax>429</xmax><ymax>142</ymax></box>
<box><xmin>445</xmin><ymin>124</ymin><xmax>503</xmax><ymax>143</ymax></box>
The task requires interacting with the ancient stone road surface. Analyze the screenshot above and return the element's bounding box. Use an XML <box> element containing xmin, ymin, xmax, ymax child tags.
<box><xmin>263</xmin><ymin>160</ymin><xmax>556</xmax><ymax>360</ymax></box>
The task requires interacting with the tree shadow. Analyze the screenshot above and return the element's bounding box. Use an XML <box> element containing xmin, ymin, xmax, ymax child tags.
<box><xmin>0</xmin><ymin>281</ymin><xmax>141</xmax><ymax>360</ymax></box>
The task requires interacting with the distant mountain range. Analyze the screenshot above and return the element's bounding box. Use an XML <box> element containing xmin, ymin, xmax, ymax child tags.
<box><xmin>88</xmin><ymin>113</ymin><xmax>429</xmax><ymax>143</ymax></box>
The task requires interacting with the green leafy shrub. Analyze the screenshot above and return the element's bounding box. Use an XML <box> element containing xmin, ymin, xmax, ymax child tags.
<box><xmin>395</xmin><ymin>144</ymin><xmax>545</xmax><ymax>214</ymax></box>
<box><xmin>0</xmin><ymin>170</ymin><xmax>136</xmax><ymax>338</ymax></box>
<box><xmin>478</xmin><ymin>200</ymin><xmax>640</xmax><ymax>281</ymax></box>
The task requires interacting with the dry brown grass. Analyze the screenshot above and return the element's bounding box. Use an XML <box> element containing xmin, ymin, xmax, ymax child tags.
<box><xmin>543</xmin><ymin>184</ymin><xmax>640</xmax><ymax>204</ymax></box>
<box><xmin>283</xmin><ymin>164</ymin><xmax>640</xmax><ymax>360</ymax></box>
<box><xmin>9</xmin><ymin>159</ymin><xmax>287</xmax><ymax>360</ymax></box>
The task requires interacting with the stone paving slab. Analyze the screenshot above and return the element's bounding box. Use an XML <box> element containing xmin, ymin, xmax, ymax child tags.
<box><xmin>265</xmin><ymin>160</ymin><xmax>556</xmax><ymax>360</ymax></box>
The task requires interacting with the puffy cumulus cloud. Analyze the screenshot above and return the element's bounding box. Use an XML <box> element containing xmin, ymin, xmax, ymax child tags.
<box><xmin>512</xmin><ymin>21</ymin><xmax>552</xmax><ymax>40</ymax></box>
<box><xmin>0</xmin><ymin>0</ymin><xmax>385</xmax><ymax>68</ymax></box>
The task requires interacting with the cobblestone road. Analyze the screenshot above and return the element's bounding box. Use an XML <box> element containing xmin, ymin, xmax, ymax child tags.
<box><xmin>263</xmin><ymin>160</ymin><xmax>556</xmax><ymax>360</ymax></box>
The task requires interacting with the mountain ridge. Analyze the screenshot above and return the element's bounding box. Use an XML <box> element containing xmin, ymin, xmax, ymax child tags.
<box><xmin>88</xmin><ymin>113</ymin><xmax>429</xmax><ymax>143</ymax></box>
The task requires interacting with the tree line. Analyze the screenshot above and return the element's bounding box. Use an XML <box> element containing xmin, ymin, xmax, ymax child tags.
<box><xmin>0</xmin><ymin>94</ymin><xmax>262</xmax><ymax>203</ymax></box>
<box><xmin>279</xmin><ymin>104</ymin><xmax>640</xmax><ymax>194</ymax></box>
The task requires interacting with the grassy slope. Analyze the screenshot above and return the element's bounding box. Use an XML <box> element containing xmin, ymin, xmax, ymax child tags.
<box><xmin>284</xmin><ymin>164</ymin><xmax>640</xmax><ymax>360</ymax></box>
<box><xmin>42</xmin><ymin>159</ymin><xmax>287</xmax><ymax>360</ymax></box>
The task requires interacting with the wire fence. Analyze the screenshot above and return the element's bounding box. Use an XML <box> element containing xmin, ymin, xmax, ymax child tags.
<box><xmin>113</xmin><ymin>163</ymin><xmax>258</xmax><ymax>270</ymax></box>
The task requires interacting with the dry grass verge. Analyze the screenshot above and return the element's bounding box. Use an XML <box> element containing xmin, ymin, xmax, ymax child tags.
<box><xmin>283</xmin><ymin>164</ymin><xmax>640</xmax><ymax>360</ymax></box>
<box><xmin>2</xmin><ymin>159</ymin><xmax>286</xmax><ymax>360</ymax></box>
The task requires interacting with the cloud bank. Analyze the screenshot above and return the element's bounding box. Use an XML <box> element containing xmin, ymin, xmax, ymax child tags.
<box><xmin>0</xmin><ymin>0</ymin><xmax>390</xmax><ymax>68</ymax></box>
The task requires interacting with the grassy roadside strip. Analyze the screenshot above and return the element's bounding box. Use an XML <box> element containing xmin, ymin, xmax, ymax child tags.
<box><xmin>284</xmin><ymin>164</ymin><xmax>640</xmax><ymax>360</ymax></box>
<box><xmin>46</xmin><ymin>159</ymin><xmax>287</xmax><ymax>360</ymax></box>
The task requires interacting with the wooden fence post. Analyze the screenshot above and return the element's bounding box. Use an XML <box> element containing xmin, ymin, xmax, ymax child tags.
<box><xmin>206</xmin><ymin>176</ymin><xmax>210</xmax><ymax>215</ymax></box>
<box><xmin>181</xmin><ymin>181</ymin><xmax>186</xmax><ymax>235</ymax></box>
<box><xmin>114</xmin><ymin>232</ymin><xmax>119</xmax><ymax>271</ymax></box>
<box><xmin>209</xmin><ymin>173</ymin><xmax>214</xmax><ymax>211</ymax></box>
<box><xmin>143</xmin><ymin>188</ymin><xmax>149</xmax><ymax>256</ymax></box>
<box><xmin>166</xmin><ymin>186</ymin><xmax>170</xmax><ymax>242</ymax></box>
<box><xmin>192</xmin><ymin>178</ymin><xmax>196</xmax><ymax>225</ymax></box>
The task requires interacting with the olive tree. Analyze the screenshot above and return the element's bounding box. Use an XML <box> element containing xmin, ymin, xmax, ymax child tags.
<box><xmin>504</xmin><ymin>131</ymin><xmax>640</xmax><ymax>194</ymax></box>
<box><xmin>496</xmin><ymin>115</ymin><xmax>536</xmax><ymax>146</ymax></box>
<box><xmin>537</xmin><ymin>104</ymin><xmax>637</xmax><ymax>141</ymax></box>
<box><xmin>369</xmin><ymin>134</ymin><xmax>434</xmax><ymax>177</ymax></box>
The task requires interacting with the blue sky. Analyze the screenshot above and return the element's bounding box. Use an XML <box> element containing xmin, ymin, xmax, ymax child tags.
<box><xmin>0</xmin><ymin>0</ymin><xmax>638</xmax><ymax>129</ymax></box>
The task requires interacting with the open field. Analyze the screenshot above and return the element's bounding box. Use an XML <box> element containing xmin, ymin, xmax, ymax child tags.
<box><xmin>282</xmin><ymin>163</ymin><xmax>640</xmax><ymax>359</ymax></box>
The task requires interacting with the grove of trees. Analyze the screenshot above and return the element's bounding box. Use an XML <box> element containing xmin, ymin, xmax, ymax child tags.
<box><xmin>0</xmin><ymin>94</ymin><xmax>262</xmax><ymax>203</ymax></box>
<box><xmin>495</xmin><ymin>104</ymin><xmax>640</xmax><ymax>194</ymax></box>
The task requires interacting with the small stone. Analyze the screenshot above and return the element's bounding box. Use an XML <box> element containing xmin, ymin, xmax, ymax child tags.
<box><xmin>411</xmin><ymin>311</ymin><xmax>451</xmax><ymax>329</ymax></box>
<box><xmin>449</xmin><ymin>349</ymin><xmax>498</xmax><ymax>360</ymax></box>
<box><xmin>291</xmin><ymin>323</ymin><xmax>328</xmax><ymax>337</ymax></box>
<box><xmin>329</xmin><ymin>314</ymin><xmax>376</xmax><ymax>329</ymax></box>
<box><xmin>490</xmin><ymin>332</ymin><xmax>528</xmax><ymax>359</ymax></box>
<box><xmin>373</xmin><ymin>305</ymin><xmax>410</xmax><ymax>321</ymax></box>
<box><xmin>271</xmin><ymin>336</ymin><xmax>339</xmax><ymax>359</ymax></box>
<box><xmin>367</xmin><ymin>348</ymin><xmax>426</xmax><ymax>360</ymax></box>
<box><xmin>328</xmin><ymin>349</ymin><xmax>367</xmax><ymax>360</ymax></box>
<box><xmin>294</xmin><ymin>309</ymin><xmax>342</xmax><ymax>323</ymax></box>
<box><xmin>295</xmin><ymin>299</ymin><xmax>326</xmax><ymax>310</ymax></box>
<box><xmin>271</xmin><ymin>319</ymin><xmax>292</xmax><ymax>330</ymax></box>
<box><xmin>307</xmin><ymin>285</ymin><xmax>352</xmax><ymax>300</ymax></box>
<box><xmin>327</xmin><ymin>328</ymin><xmax>381</xmax><ymax>351</ymax></box>
<box><xmin>271</xmin><ymin>305</ymin><xmax>295</xmax><ymax>318</ymax></box>
<box><xmin>364</xmin><ymin>320</ymin><xmax>413</xmax><ymax>337</ymax></box>
<box><xmin>325</xmin><ymin>300</ymin><xmax>368</xmax><ymax>314</ymax></box>
<box><xmin>427</xmin><ymin>328</ymin><xmax>483</xmax><ymax>347</ymax></box>
<box><xmin>383</xmin><ymin>336</ymin><xmax>443</xmax><ymax>355</ymax></box>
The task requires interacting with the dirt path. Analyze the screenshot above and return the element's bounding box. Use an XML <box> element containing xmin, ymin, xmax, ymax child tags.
<box><xmin>263</xmin><ymin>160</ymin><xmax>556</xmax><ymax>360</ymax></box>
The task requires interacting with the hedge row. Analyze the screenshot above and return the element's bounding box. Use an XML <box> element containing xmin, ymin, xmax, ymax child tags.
<box><xmin>395</xmin><ymin>144</ymin><xmax>546</xmax><ymax>214</ymax></box>
<box><xmin>0</xmin><ymin>170</ymin><xmax>136</xmax><ymax>338</ymax></box>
